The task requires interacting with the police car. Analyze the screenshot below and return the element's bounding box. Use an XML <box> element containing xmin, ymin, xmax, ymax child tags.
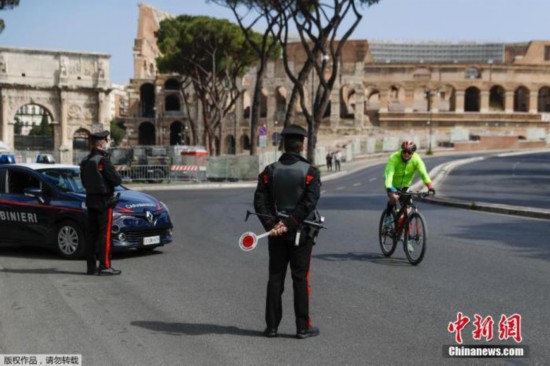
<box><xmin>0</xmin><ymin>163</ymin><xmax>173</xmax><ymax>259</ymax></box>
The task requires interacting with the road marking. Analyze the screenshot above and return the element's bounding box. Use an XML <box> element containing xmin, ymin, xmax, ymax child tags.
<box><xmin>369</xmin><ymin>178</ymin><xmax>377</xmax><ymax>182</ymax></box>
<box><xmin>353</xmin><ymin>183</ymin><xmax>361</xmax><ymax>187</ymax></box>
<box><xmin>336</xmin><ymin>186</ymin><xmax>345</xmax><ymax>190</ymax></box>
<box><xmin>321</xmin><ymin>190</ymin><xmax>327</xmax><ymax>194</ymax></box>
<box><xmin>512</xmin><ymin>162</ymin><xmax>520</xmax><ymax>176</ymax></box>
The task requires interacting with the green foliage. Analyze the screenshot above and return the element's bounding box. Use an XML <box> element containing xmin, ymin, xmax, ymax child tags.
<box><xmin>156</xmin><ymin>15</ymin><xmax>259</xmax><ymax>79</ymax></box>
<box><xmin>29</xmin><ymin>113</ymin><xmax>52</xmax><ymax>136</ymax></box>
<box><xmin>0</xmin><ymin>0</ymin><xmax>20</xmax><ymax>34</ymax></box>
<box><xmin>110</xmin><ymin>119</ymin><xmax>126</xmax><ymax>146</ymax></box>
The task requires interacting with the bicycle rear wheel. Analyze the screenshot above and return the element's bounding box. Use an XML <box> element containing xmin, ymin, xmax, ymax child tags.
<box><xmin>379</xmin><ymin>209</ymin><xmax>397</xmax><ymax>257</ymax></box>
<box><xmin>403</xmin><ymin>212</ymin><xmax>427</xmax><ymax>265</ymax></box>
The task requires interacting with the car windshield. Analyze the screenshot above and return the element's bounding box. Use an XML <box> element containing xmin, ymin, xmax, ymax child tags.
<box><xmin>37</xmin><ymin>167</ymin><xmax>124</xmax><ymax>194</ymax></box>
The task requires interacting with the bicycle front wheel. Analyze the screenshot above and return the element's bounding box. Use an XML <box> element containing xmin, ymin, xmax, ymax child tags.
<box><xmin>379</xmin><ymin>209</ymin><xmax>397</xmax><ymax>257</ymax></box>
<box><xmin>403</xmin><ymin>212</ymin><xmax>427</xmax><ymax>265</ymax></box>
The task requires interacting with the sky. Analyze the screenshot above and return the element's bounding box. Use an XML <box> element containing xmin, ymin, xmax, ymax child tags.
<box><xmin>1</xmin><ymin>0</ymin><xmax>549</xmax><ymax>84</ymax></box>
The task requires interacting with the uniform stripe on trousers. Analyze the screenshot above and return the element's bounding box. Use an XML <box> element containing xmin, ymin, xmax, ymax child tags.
<box><xmin>105</xmin><ymin>208</ymin><xmax>113</xmax><ymax>268</ymax></box>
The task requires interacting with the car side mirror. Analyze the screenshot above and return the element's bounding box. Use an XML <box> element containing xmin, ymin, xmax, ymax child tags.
<box><xmin>24</xmin><ymin>187</ymin><xmax>46</xmax><ymax>204</ymax></box>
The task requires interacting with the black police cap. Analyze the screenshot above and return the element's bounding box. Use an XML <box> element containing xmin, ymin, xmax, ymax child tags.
<box><xmin>280</xmin><ymin>124</ymin><xmax>307</xmax><ymax>137</ymax></box>
<box><xmin>90</xmin><ymin>130</ymin><xmax>110</xmax><ymax>141</ymax></box>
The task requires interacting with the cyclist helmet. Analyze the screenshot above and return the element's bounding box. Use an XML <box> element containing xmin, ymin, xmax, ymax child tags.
<box><xmin>400</xmin><ymin>140</ymin><xmax>417</xmax><ymax>162</ymax></box>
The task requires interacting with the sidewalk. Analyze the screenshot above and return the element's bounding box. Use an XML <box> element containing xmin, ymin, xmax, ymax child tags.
<box><xmin>126</xmin><ymin>153</ymin><xmax>388</xmax><ymax>191</ymax></box>
<box><xmin>127</xmin><ymin>148</ymin><xmax>550</xmax><ymax>220</ymax></box>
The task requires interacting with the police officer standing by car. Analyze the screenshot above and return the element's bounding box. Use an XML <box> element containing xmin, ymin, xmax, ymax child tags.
<box><xmin>80</xmin><ymin>131</ymin><xmax>122</xmax><ymax>276</ymax></box>
<box><xmin>253</xmin><ymin>124</ymin><xmax>322</xmax><ymax>339</ymax></box>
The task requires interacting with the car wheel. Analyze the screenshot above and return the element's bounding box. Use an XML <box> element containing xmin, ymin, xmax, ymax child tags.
<box><xmin>56</xmin><ymin>221</ymin><xmax>86</xmax><ymax>259</ymax></box>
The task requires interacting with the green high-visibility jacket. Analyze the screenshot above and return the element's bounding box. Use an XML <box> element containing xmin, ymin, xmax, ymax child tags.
<box><xmin>384</xmin><ymin>151</ymin><xmax>432</xmax><ymax>189</ymax></box>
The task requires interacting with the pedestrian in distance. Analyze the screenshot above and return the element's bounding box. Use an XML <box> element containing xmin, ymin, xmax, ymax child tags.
<box><xmin>325</xmin><ymin>152</ymin><xmax>333</xmax><ymax>171</ymax></box>
<box><xmin>80</xmin><ymin>130</ymin><xmax>122</xmax><ymax>276</ymax></box>
<box><xmin>254</xmin><ymin>124</ymin><xmax>322</xmax><ymax>339</ymax></box>
<box><xmin>334</xmin><ymin>151</ymin><xmax>342</xmax><ymax>171</ymax></box>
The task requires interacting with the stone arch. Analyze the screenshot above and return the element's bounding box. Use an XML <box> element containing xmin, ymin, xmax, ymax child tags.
<box><xmin>164</xmin><ymin>78</ymin><xmax>180</xmax><ymax>90</ymax></box>
<box><xmin>13</xmin><ymin>103</ymin><xmax>55</xmax><ymax>150</ymax></box>
<box><xmin>365</xmin><ymin>89</ymin><xmax>380</xmax><ymax>111</ymax></box>
<box><xmin>73</xmin><ymin>128</ymin><xmax>90</xmax><ymax>151</ymax></box>
<box><xmin>439</xmin><ymin>85</ymin><xmax>457</xmax><ymax>112</ymax></box>
<box><xmin>140</xmin><ymin>83</ymin><xmax>155</xmax><ymax>118</ymax></box>
<box><xmin>169</xmin><ymin>121</ymin><xmax>185</xmax><ymax>145</ymax></box>
<box><xmin>138</xmin><ymin>122</ymin><xmax>155</xmax><ymax>145</ymax></box>
<box><xmin>340</xmin><ymin>85</ymin><xmax>356</xmax><ymax>118</ymax></box>
<box><xmin>537</xmin><ymin>87</ymin><xmax>550</xmax><ymax>112</ymax></box>
<box><xmin>465</xmin><ymin>86</ymin><xmax>481</xmax><ymax>112</ymax></box>
<box><xmin>165</xmin><ymin>94</ymin><xmax>180</xmax><ymax>112</ymax></box>
<box><xmin>240</xmin><ymin>134</ymin><xmax>251</xmax><ymax>151</ymax></box>
<box><xmin>225</xmin><ymin>134</ymin><xmax>236</xmax><ymax>154</ymax></box>
<box><xmin>514</xmin><ymin>86</ymin><xmax>530</xmax><ymax>112</ymax></box>
<box><xmin>275</xmin><ymin>86</ymin><xmax>287</xmax><ymax>123</ymax></box>
<box><xmin>413</xmin><ymin>86</ymin><xmax>429</xmax><ymax>112</ymax></box>
<box><xmin>260</xmin><ymin>88</ymin><xmax>268</xmax><ymax>117</ymax></box>
<box><xmin>489</xmin><ymin>85</ymin><xmax>505</xmax><ymax>111</ymax></box>
<box><xmin>242</xmin><ymin>90</ymin><xmax>251</xmax><ymax>119</ymax></box>
<box><xmin>389</xmin><ymin>85</ymin><xmax>405</xmax><ymax>112</ymax></box>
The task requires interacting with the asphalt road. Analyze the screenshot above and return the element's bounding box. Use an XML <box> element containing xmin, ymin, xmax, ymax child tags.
<box><xmin>0</xmin><ymin>154</ymin><xmax>549</xmax><ymax>365</ymax></box>
<box><xmin>439</xmin><ymin>151</ymin><xmax>550</xmax><ymax>209</ymax></box>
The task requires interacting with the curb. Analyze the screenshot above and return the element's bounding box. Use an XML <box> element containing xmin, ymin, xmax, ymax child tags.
<box><xmin>415</xmin><ymin>151</ymin><xmax>550</xmax><ymax>220</ymax></box>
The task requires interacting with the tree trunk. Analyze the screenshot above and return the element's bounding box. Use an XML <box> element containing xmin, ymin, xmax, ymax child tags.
<box><xmin>250</xmin><ymin>59</ymin><xmax>266</xmax><ymax>156</ymax></box>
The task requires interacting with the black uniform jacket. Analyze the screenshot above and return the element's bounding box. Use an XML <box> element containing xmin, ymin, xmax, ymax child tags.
<box><xmin>254</xmin><ymin>151</ymin><xmax>321</xmax><ymax>232</ymax></box>
<box><xmin>81</xmin><ymin>148</ymin><xmax>122</xmax><ymax>210</ymax></box>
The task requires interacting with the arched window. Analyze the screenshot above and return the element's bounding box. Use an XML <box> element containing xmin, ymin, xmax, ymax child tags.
<box><xmin>538</xmin><ymin>87</ymin><xmax>550</xmax><ymax>112</ymax></box>
<box><xmin>164</xmin><ymin>79</ymin><xmax>180</xmax><ymax>90</ymax></box>
<box><xmin>140</xmin><ymin>83</ymin><xmax>155</xmax><ymax>118</ymax></box>
<box><xmin>165</xmin><ymin>95</ymin><xmax>180</xmax><ymax>112</ymax></box>
<box><xmin>465</xmin><ymin>87</ymin><xmax>481</xmax><ymax>112</ymax></box>
<box><xmin>489</xmin><ymin>85</ymin><xmax>505</xmax><ymax>111</ymax></box>
<box><xmin>138</xmin><ymin>122</ymin><xmax>155</xmax><ymax>145</ymax></box>
<box><xmin>514</xmin><ymin>86</ymin><xmax>530</xmax><ymax>112</ymax></box>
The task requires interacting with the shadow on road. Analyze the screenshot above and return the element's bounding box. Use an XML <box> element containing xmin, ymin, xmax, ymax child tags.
<box><xmin>0</xmin><ymin>267</ymin><xmax>83</xmax><ymax>275</ymax></box>
<box><xmin>449</xmin><ymin>221</ymin><xmax>550</xmax><ymax>261</ymax></box>
<box><xmin>131</xmin><ymin>321</ymin><xmax>273</xmax><ymax>338</ymax></box>
<box><xmin>313</xmin><ymin>252</ymin><xmax>411</xmax><ymax>266</ymax></box>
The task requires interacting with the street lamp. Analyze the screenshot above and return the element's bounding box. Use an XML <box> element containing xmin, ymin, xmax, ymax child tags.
<box><xmin>425</xmin><ymin>90</ymin><xmax>434</xmax><ymax>155</ymax></box>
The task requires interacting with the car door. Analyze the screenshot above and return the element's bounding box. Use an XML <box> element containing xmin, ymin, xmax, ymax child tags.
<box><xmin>1</xmin><ymin>167</ymin><xmax>54</xmax><ymax>244</ymax></box>
<box><xmin>0</xmin><ymin>167</ymin><xmax>18</xmax><ymax>244</ymax></box>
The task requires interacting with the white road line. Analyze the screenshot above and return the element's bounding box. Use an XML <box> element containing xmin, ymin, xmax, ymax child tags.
<box><xmin>369</xmin><ymin>178</ymin><xmax>377</xmax><ymax>182</ymax></box>
<box><xmin>321</xmin><ymin>190</ymin><xmax>328</xmax><ymax>194</ymax></box>
<box><xmin>336</xmin><ymin>186</ymin><xmax>345</xmax><ymax>190</ymax></box>
<box><xmin>353</xmin><ymin>183</ymin><xmax>361</xmax><ymax>187</ymax></box>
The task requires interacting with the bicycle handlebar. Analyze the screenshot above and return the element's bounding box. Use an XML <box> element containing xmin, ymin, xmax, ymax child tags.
<box><xmin>397</xmin><ymin>191</ymin><xmax>432</xmax><ymax>198</ymax></box>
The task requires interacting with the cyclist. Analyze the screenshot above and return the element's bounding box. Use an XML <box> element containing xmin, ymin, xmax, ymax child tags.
<box><xmin>384</xmin><ymin>140</ymin><xmax>435</xmax><ymax>226</ymax></box>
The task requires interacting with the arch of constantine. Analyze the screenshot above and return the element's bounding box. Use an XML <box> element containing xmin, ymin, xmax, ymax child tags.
<box><xmin>0</xmin><ymin>46</ymin><xmax>110</xmax><ymax>163</ymax></box>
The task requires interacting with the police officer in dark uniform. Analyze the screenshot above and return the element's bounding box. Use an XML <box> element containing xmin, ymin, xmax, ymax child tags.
<box><xmin>80</xmin><ymin>130</ymin><xmax>122</xmax><ymax>276</ymax></box>
<box><xmin>253</xmin><ymin>124</ymin><xmax>322</xmax><ymax>339</ymax></box>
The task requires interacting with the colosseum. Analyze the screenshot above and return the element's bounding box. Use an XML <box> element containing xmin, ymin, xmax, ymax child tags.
<box><xmin>125</xmin><ymin>4</ymin><xmax>550</xmax><ymax>154</ymax></box>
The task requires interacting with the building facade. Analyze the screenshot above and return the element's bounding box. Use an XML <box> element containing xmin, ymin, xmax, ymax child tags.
<box><xmin>0</xmin><ymin>46</ymin><xmax>111</xmax><ymax>163</ymax></box>
<box><xmin>124</xmin><ymin>4</ymin><xmax>550</xmax><ymax>154</ymax></box>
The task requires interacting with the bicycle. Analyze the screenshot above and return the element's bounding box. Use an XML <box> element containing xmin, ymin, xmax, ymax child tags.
<box><xmin>378</xmin><ymin>191</ymin><xmax>431</xmax><ymax>265</ymax></box>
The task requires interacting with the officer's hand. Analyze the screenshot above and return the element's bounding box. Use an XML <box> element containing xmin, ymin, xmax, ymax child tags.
<box><xmin>387</xmin><ymin>186</ymin><xmax>397</xmax><ymax>193</ymax></box>
<box><xmin>270</xmin><ymin>222</ymin><xmax>288</xmax><ymax>236</ymax></box>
